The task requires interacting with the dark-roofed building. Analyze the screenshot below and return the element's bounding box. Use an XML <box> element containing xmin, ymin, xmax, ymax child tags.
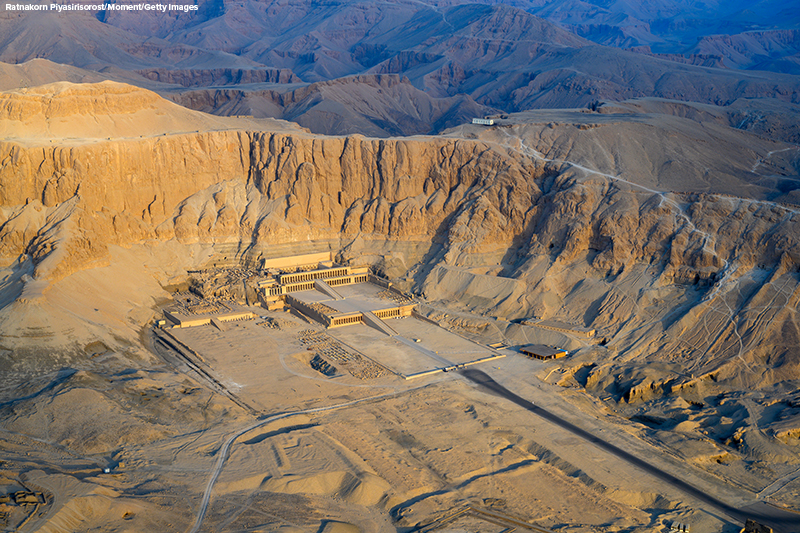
<box><xmin>520</xmin><ymin>344</ymin><xmax>568</xmax><ymax>360</ymax></box>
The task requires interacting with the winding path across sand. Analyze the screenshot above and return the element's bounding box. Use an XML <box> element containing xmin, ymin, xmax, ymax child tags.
<box><xmin>187</xmin><ymin>385</ymin><xmax>432</xmax><ymax>533</ymax></box>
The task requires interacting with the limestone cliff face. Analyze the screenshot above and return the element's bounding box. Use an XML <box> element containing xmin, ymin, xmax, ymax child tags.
<box><xmin>0</xmin><ymin>127</ymin><xmax>545</xmax><ymax>278</ymax></box>
<box><xmin>524</xmin><ymin>180</ymin><xmax>800</xmax><ymax>281</ymax></box>
<box><xmin>0</xmin><ymin>132</ymin><xmax>249</xmax><ymax>212</ymax></box>
<box><xmin>0</xmin><ymin>83</ymin><xmax>549</xmax><ymax>279</ymax></box>
<box><xmin>2</xmin><ymin>122</ymin><xmax>798</xmax><ymax>305</ymax></box>
<box><xmin>1</xmin><ymin>83</ymin><xmax>799</xmax><ymax>392</ymax></box>
<box><xmin>246</xmin><ymin>132</ymin><xmax>541</xmax><ymax>242</ymax></box>
<box><xmin>0</xmin><ymin>84</ymin><xmax>798</xmax><ymax>287</ymax></box>
<box><xmin>0</xmin><ymin>130</ymin><xmax>253</xmax><ymax>279</ymax></box>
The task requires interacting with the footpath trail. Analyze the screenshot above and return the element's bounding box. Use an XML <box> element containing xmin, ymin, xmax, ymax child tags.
<box><xmin>187</xmin><ymin>385</ymin><xmax>431</xmax><ymax>533</ymax></box>
<box><xmin>460</xmin><ymin>368</ymin><xmax>800</xmax><ymax>533</ymax></box>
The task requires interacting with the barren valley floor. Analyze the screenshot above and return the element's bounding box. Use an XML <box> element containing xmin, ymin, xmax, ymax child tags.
<box><xmin>101</xmin><ymin>289</ymin><xmax>795</xmax><ymax>533</ymax></box>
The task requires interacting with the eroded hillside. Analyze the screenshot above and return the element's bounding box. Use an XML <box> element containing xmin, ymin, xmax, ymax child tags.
<box><xmin>3</xmin><ymin>0</ymin><xmax>800</xmax><ymax>137</ymax></box>
<box><xmin>1</xmin><ymin>82</ymin><xmax>798</xmax><ymax>352</ymax></box>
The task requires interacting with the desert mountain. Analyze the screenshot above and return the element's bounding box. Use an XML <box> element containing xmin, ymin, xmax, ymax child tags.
<box><xmin>0</xmin><ymin>80</ymin><xmax>298</xmax><ymax>141</ymax></box>
<box><xmin>525</xmin><ymin>0</ymin><xmax>800</xmax><ymax>57</ymax></box>
<box><xmin>0</xmin><ymin>5</ymin><xmax>258</xmax><ymax>71</ymax></box>
<box><xmin>0</xmin><ymin>58</ymin><xmax>109</xmax><ymax>90</ymax></box>
<box><xmin>1</xmin><ymin>82</ymin><xmax>798</xmax><ymax>374</ymax></box>
<box><xmin>0</xmin><ymin>0</ymin><xmax>799</xmax><ymax>530</ymax></box>
<box><xmin>172</xmin><ymin>73</ymin><xmax>500</xmax><ymax>137</ymax></box>
<box><xmin>2</xmin><ymin>1</ymin><xmax>799</xmax><ymax>136</ymax></box>
<box><xmin>0</xmin><ymin>69</ymin><xmax>799</xmax><ymax>531</ymax></box>
<box><xmin>687</xmin><ymin>30</ymin><xmax>800</xmax><ymax>75</ymax></box>
<box><xmin>523</xmin><ymin>0</ymin><xmax>800</xmax><ymax>79</ymax></box>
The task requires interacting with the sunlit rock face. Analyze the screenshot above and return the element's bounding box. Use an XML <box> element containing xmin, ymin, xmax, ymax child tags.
<box><xmin>1</xmin><ymin>82</ymin><xmax>798</xmax><ymax>392</ymax></box>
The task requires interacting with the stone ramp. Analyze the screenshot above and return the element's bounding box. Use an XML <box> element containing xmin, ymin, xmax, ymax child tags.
<box><xmin>314</xmin><ymin>279</ymin><xmax>345</xmax><ymax>300</ymax></box>
<box><xmin>361</xmin><ymin>310</ymin><xmax>398</xmax><ymax>336</ymax></box>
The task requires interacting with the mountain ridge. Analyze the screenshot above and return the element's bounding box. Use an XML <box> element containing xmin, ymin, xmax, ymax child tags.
<box><xmin>2</xmin><ymin>1</ymin><xmax>799</xmax><ymax>136</ymax></box>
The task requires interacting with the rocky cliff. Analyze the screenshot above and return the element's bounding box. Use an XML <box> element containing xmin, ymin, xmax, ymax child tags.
<box><xmin>1</xmin><ymin>82</ymin><xmax>798</xmax><ymax>390</ymax></box>
<box><xmin>136</xmin><ymin>67</ymin><xmax>302</xmax><ymax>87</ymax></box>
<box><xmin>0</xmin><ymin>82</ymin><xmax>540</xmax><ymax>277</ymax></box>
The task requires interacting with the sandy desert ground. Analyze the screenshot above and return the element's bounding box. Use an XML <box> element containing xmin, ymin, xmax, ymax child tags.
<box><xmin>2</xmin><ymin>263</ymin><xmax>797</xmax><ymax>533</ymax></box>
